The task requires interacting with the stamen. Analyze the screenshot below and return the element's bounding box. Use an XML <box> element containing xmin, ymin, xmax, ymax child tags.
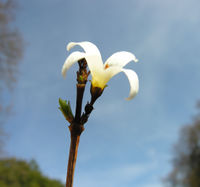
<box><xmin>105</xmin><ymin>64</ymin><xmax>109</xmax><ymax>69</ymax></box>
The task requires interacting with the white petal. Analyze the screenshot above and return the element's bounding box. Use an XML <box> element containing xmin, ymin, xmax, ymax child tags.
<box><xmin>62</xmin><ymin>51</ymin><xmax>86</xmax><ymax>77</ymax></box>
<box><xmin>84</xmin><ymin>55</ymin><xmax>104</xmax><ymax>79</ymax></box>
<box><xmin>121</xmin><ymin>69</ymin><xmax>139</xmax><ymax>100</ymax></box>
<box><xmin>103</xmin><ymin>67</ymin><xmax>139</xmax><ymax>100</ymax></box>
<box><xmin>67</xmin><ymin>41</ymin><xmax>104</xmax><ymax>77</ymax></box>
<box><xmin>91</xmin><ymin>66</ymin><xmax>122</xmax><ymax>88</ymax></box>
<box><xmin>67</xmin><ymin>41</ymin><xmax>102</xmax><ymax>56</ymax></box>
<box><xmin>104</xmin><ymin>51</ymin><xmax>138</xmax><ymax>68</ymax></box>
<box><xmin>104</xmin><ymin>66</ymin><xmax>122</xmax><ymax>81</ymax></box>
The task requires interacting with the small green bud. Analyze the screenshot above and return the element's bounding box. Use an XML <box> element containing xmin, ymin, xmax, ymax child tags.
<box><xmin>79</xmin><ymin>75</ymin><xmax>83</xmax><ymax>82</ymax></box>
<box><xmin>59</xmin><ymin>98</ymin><xmax>74</xmax><ymax>123</ymax></box>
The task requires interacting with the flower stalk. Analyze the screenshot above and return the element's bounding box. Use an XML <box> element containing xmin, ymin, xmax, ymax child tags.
<box><xmin>63</xmin><ymin>59</ymin><xmax>95</xmax><ymax>187</ymax></box>
<box><xmin>66</xmin><ymin>123</ymin><xmax>84</xmax><ymax>187</ymax></box>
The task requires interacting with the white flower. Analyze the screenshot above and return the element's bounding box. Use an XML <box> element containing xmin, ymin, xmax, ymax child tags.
<box><xmin>62</xmin><ymin>41</ymin><xmax>139</xmax><ymax>100</ymax></box>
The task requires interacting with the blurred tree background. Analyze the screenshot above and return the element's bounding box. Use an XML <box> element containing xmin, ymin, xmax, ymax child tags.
<box><xmin>0</xmin><ymin>158</ymin><xmax>64</xmax><ymax>187</ymax></box>
<box><xmin>0</xmin><ymin>1</ymin><xmax>64</xmax><ymax>186</ymax></box>
<box><xmin>164</xmin><ymin>102</ymin><xmax>200</xmax><ymax>187</ymax></box>
<box><xmin>0</xmin><ymin>0</ymin><xmax>24</xmax><ymax>154</ymax></box>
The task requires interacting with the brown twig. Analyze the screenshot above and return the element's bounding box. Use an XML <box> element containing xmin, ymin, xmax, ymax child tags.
<box><xmin>66</xmin><ymin>123</ymin><xmax>84</xmax><ymax>187</ymax></box>
<box><xmin>65</xmin><ymin>59</ymin><xmax>88</xmax><ymax>187</ymax></box>
<box><xmin>74</xmin><ymin>84</ymin><xmax>85</xmax><ymax>122</ymax></box>
<box><xmin>65</xmin><ymin>58</ymin><xmax>105</xmax><ymax>187</ymax></box>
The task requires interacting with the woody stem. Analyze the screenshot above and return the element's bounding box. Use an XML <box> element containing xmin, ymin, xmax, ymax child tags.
<box><xmin>66</xmin><ymin>59</ymin><xmax>88</xmax><ymax>187</ymax></box>
<box><xmin>66</xmin><ymin>124</ymin><xmax>84</xmax><ymax>187</ymax></box>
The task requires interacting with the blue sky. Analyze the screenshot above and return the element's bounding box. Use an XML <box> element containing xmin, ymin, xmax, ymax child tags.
<box><xmin>4</xmin><ymin>0</ymin><xmax>200</xmax><ymax>186</ymax></box>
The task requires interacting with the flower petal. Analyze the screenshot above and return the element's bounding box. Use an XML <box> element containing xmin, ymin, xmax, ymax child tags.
<box><xmin>104</xmin><ymin>51</ymin><xmax>138</xmax><ymax>68</ymax></box>
<box><xmin>62</xmin><ymin>51</ymin><xmax>86</xmax><ymax>77</ymax></box>
<box><xmin>67</xmin><ymin>41</ymin><xmax>104</xmax><ymax>77</ymax></box>
<box><xmin>91</xmin><ymin>66</ymin><xmax>122</xmax><ymax>88</ymax></box>
<box><xmin>67</xmin><ymin>41</ymin><xmax>102</xmax><ymax>56</ymax></box>
<box><xmin>104</xmin><ymin>67</ymin><xmax>139</xmax><ymax>100</ymax></box>
<box><xmin>121</xmin><ymin>69</ymin><xmax>139</xmax><ymax>100</ymax></box>
<box><xmin>104</xmin><ymin>66</ymin><xmax>122</xmax><ymax>81</ymax></box>
<box><xmin>84</xmin><ymin>55</ymin><xmax>104</xmax><ymax>77</ymax></box>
